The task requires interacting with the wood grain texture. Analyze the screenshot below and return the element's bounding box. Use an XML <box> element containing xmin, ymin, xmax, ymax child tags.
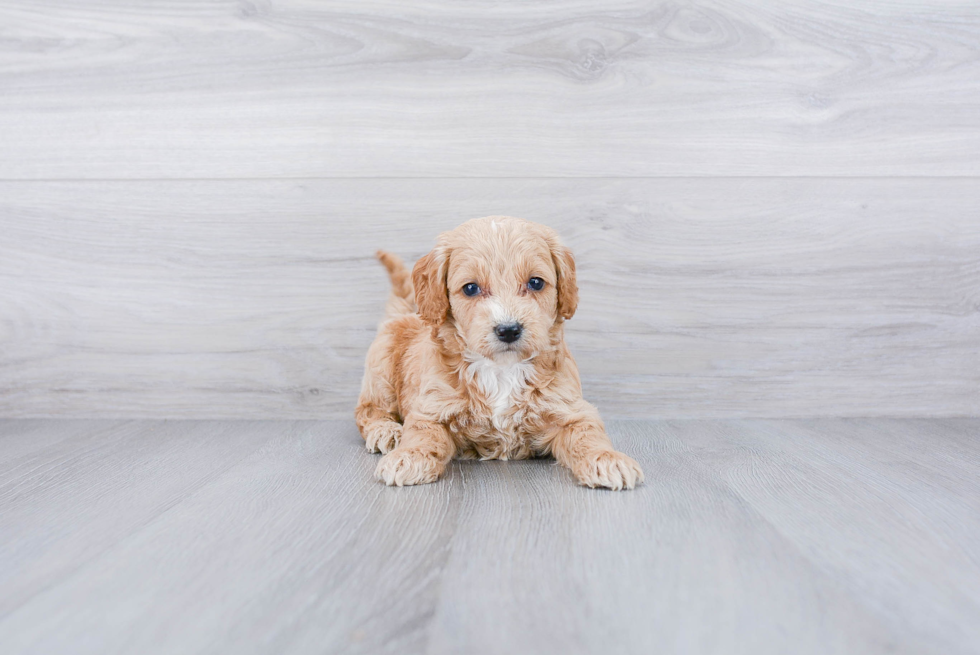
<box><xmin>1</xmin><ymin>1</ymin><xmax>979</xmax><ymax>178</ymax></box>
<box><xmin>0</xmin><ymin>419</ymin><xmax>978</xmax><ymax>654</ymax></box>
<box><xmin>429</xmin><ymin>419</ymin><xmax>980</xmax><ymax>654</ymax></box>
<box><xmin>0</xmin><ymin>419</ymin><xmax>464</xmax><ymax>654</ymax></box>
<box><xmin>2</xmin><ymin>178</ymin><xmax>977</xmax><ymax>418</ymax></box>
<box><xmin>0</xmin><ymin>420</ymin><xmax>276</xmax><ymax>616</ymax></box>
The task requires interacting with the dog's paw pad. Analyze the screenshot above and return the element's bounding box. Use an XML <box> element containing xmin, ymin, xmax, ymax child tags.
<box><xmin>376</xmin><ymin>449</ymin><xmax>442</xmax><ymax>486</ymax></box>
<box><xmin>364</xmin><ymin>421</ymin><xmax>401</xmax><ymax>454</ymax></box>
<box><xmin>575</xmin><ymin>450</ymin><xmax>644</xmax><ymax>491</ymax></box>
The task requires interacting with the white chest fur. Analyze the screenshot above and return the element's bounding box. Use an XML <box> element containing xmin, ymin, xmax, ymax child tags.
<box><xmin>465</xmin><ymin>354</ymin><xmax>534</xmax><ymax>433</ymax></box>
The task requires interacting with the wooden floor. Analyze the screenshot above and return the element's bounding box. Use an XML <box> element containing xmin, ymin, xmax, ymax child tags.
<box><xmin>1</xmin><ymin>419</ymin><xmax>978</xmax><ymax>654</ymax></box>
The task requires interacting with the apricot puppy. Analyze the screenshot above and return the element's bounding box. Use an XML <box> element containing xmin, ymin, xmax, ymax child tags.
<box><xmin>355</xmin><ymin>216</ymin><xmax>643</xmax><ymax>490</ymax></box>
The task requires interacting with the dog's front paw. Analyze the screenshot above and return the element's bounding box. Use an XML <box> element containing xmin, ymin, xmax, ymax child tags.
<box><xmin>573</xmin><ymin>450</ymin><xmax>644</xmax><ymax>491</ymax></box>
<box><xmin>376</xmin><ymin>448</ymin><xmax>445</xmax><ymax>486</ymax></box>
<box><xmin>364</xmin><ymin>420</ymin><xmax>401</xmax><ymax>454</ymax></box>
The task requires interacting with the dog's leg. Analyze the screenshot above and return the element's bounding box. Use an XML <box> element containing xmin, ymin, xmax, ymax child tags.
<box><xmin>356</xmin><ymin>403</ymin><xmax>402</xmax><ymax>454</ymax></box>
<box><xmin>375</xmin><ymin>415</ymin><xmax>456</xmax><ymax>486</ymax></box>
<box><xmin>356</xmin><ymin>334</ymin><xmax>402</xmax><ymax>454</ymax></box>
<box><xmin>539</xmin><ymin>406</ymin><xmax>644</xmax><ymax>491</ymax></box>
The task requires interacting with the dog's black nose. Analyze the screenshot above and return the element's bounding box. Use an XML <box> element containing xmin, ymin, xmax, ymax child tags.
<box><xmin>494</xmin><ymin>323</ymin><xmax>523</xmax><ymax>343</ymax></box>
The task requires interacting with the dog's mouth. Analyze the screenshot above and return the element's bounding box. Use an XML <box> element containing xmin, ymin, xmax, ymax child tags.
<box><xmin>488</xmin><ymin>341</ymin><xmax>537</xmax><ymax>363</ymax></box>
<box><xmin>488</xmin><ymin>337</ymin><xmax>525</xmax><ymax>354</ymax></box>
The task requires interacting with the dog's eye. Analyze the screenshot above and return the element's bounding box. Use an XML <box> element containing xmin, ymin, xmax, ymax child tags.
<box><xmin>527</xmin><ymin>277</ymin><xmax>545</xmax><ymax>291</ymax></box>
<box><xmin>462</xmin><ymin>283</ymin><xmax>481</xmax><ymax>297</ymax></box>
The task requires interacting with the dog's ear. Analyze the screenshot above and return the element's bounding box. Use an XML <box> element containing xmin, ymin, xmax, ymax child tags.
<box><xmin>551</xmin><ymin>241</ymin><xmax>578</xmax><ymax>321</ymax></box>
<box><xmin>413</xmin><ymin>247</ymin><xmax>450</xmax><ymax>325</ymax></box>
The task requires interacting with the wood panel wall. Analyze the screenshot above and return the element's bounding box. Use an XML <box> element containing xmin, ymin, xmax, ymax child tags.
<box><xmin>1</xmin><ymin>1</ymin><xmax>978</xmax><ymax>417</ymax></box>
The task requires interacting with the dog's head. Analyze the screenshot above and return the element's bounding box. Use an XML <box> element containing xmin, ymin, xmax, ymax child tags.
<box><xmin>413</xmin><ymin>216</ymin><xmax>578</xmax><ymax>361</ymax></box>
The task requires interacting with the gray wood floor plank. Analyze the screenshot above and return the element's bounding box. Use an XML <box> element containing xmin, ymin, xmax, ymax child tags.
<box><xmin>686</xmin><ymin>419</ymin><xmax>980</xmax><ymax>654</ymax></box>
<box><xmin>0</xmin><ymin>420</ymin><xmax>463</xmax><ymax>655</ymax></box>
<box><xmin>1</xmin><ymin>2</ymin><xmax>979</xmax><ymax>178</ymax></box>
<box><xmin>427</xmin><ymin>421</ymin><xmax>961</xmax><ymax>655</ymax></box>
<box><xmin>1</xmin><ymin>419</ymin><xmax>977</xmax><ymax>654</ymax></box>
<box><xmin>0</xmin><ymin>420</ymin><xmax>276</xmax><ymax>618</ymax></box>
<box><xmin>786</xmin><ymin>418</ymin><xmax>980</xmax><ymax>499</ymax></box>
<box><xmin>0</xmin><ymin>419</ymin><xmax>119</xmax><ymax>468</ymax></box>
<box><xmin>2</xmin><ymin>178</ymin><xmax>977</xmax><ymax>419</ymax></box>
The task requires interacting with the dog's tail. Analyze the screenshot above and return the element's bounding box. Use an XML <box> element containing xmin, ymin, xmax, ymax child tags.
<box><xmin>376</xmin><ymin>250</ymin><xmax>416</xmax><ymax>317</ymax></box>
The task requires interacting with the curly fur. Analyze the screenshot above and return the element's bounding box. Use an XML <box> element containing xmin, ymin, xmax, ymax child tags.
<box><xmin>355</xmin><ymin>216</ymin><xmax>643</xmax><ymax>490</ymax></box>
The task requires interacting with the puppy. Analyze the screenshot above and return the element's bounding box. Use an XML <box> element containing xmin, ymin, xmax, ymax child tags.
<box><xmin>355</xmin><ymin>216</ymin><xmax>643</xmax><ymax>490</ymax></box>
